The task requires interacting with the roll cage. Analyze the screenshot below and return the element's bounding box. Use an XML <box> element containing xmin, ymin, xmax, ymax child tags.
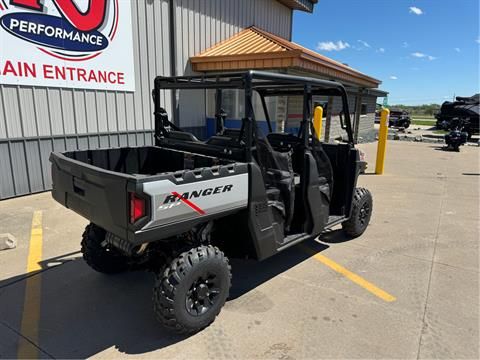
<box><xmin>153</xmin><ymin>70</ymin><xmax>354</xmax><ymax>162</ymax></box>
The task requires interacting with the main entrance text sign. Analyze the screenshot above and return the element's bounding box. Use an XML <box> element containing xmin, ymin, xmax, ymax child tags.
<box><xmin>0</xmin><ymin>0</ymin><xmax>135</xmax><ymax>91</ymax></box>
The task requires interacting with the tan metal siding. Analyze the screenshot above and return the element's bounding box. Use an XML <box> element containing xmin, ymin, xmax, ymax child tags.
<box><xmin>175</xmin><ymin>0</ymin><xmax>292</xmax><ymax>129</ymax></box>
<box><xmin>175</xmin><ymin>0</ymin><xmax>291</xmax><ymax>72</ymax></box>
<box><xmin>0</xmin><ymin>0</ymin><xmax>171</xmax><ymax>199</ymax></box>
<box><xmin>0</xmin><ymin>0</ymin><xmax>292</xmax><ymax>199</ymax></box>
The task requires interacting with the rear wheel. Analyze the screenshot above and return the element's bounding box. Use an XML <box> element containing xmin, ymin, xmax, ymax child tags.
<box><xmin>81</xmin><ymin>223</ymin><xmax>130</xmax><ymax>274</ymax></box>
<box><xmin>153</xmin><ymin>245</ymin><xmax>231</xmax><ymax>334</ymax></box>
<box><xmin>342</xmin><ymin>188</ymin><xmax>373</xmax><ymax>238</ymax></box>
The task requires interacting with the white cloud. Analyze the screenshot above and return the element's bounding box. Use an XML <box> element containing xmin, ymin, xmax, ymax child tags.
<box><xmin>411</xmin><ymin>52</ymin><xmax>436</xmax><ymax>60</ymax></box>
<box><xmin>357</xmin><ymin>40</ymin><xmax>371</xmax><ymax>48</ymax></box>
<box><xmin>390</xmin><ymin>76</ymin><xmax>398</xmax><ymax>80</ymax></box>
<box><xmin>455</xmin><ymin>48</ymin><xmax>461</xmax><ymax>52</ymax></box>
<box><xmin>476</xmin><ymin>37</ymin><xmax>480</xmax><ymax>44</ymax></box>
<box><xmin>409</xmin><ymin>6</ymin><xmax>423</xmax><ymax>15</ymax></box>
<box><xmin>377</xmin><ymin>48</ymin><xmax>385</xmax><ymax>53</ymax></box>
<box><xmin>316</xmin><ymin>41</ymin><xmax>350</xmax><ymax>52</ymax></box>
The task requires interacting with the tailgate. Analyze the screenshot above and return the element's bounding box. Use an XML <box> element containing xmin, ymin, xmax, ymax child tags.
<box><xmin>50</xmin><ymin>152</ymin><xmax>132</xmax><ymax>240</ymax></box>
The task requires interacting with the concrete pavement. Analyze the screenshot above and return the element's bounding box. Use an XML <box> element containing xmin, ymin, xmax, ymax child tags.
<box><xmin>0</xmin><ymin>141</ymin><xmax>478</xmax><ymax>359</ymax></box>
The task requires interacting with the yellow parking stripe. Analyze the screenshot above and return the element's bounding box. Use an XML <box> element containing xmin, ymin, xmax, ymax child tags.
<box><xmin>17</xmin><ymin>210</ymin><xmax>43</xmax><ymax>359</ymax></box>
<box><xmin>305</xmin><ymin>247</ymin><xmax>396</xmax><ymax>302</ymax></box>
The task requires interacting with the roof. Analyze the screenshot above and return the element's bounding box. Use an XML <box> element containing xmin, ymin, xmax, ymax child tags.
<box><xmin>276</xmin><ymin>0</ymin><xmax>317</xmax><ymax>12</ymax></box>
<box><xmin>190</xmin><ymin>27</ymin><xmax>381</xmax><ymax>89</ymax></box>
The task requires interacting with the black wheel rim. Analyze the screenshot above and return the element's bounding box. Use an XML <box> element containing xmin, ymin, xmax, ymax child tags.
<box><xmin>358</xmin><ymin>202</ymin><xmax>371</xmax><ymax>226</ymax></box>
<box><xmin>185</xmin><ymin>273</ymin><xmax>221</xmax><ymax>316</ymax></box>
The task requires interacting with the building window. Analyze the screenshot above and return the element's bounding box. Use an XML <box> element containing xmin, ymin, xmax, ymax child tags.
<box><xmin>361</xmin><ymin>103</ymin><xmax>368</xmax><ymax>116</ymax></box>
<box><xmin>206</xmin><ymin>89</ymin><xmax>276</xmax><ymax>121</ymax></box>
<box><xmin>206</xmin><ymin>89</ymin><xmax>242</xmax><ymax>119</ymax></box>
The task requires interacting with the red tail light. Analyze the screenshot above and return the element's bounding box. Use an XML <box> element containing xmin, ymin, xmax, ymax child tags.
<box><xmin>130</xmin><ymin>193</ymin><xmax>145</xmax><ymax>223</ymax></box>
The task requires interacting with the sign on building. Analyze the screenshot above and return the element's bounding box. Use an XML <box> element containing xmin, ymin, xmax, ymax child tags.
<box><xmin>0</xmin><ymin>0</ymin><xmax>135</xmax><ymax>91</ymax></box>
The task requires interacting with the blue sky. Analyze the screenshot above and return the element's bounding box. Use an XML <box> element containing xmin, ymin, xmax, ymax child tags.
<box><xmin>292</xmin><ymin>0</ymin><xmax>480</xmax><ymax>105</ymax></box>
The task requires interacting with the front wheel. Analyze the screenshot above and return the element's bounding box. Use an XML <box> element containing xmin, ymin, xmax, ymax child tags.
<box><xmin>153</xmin><ymin>245</ymin><xmax>231</xmax><ymax>334</ymax></box>
<box><xmin>342</xmin><ymin>188</ymin><xmax>373</xmax><ymax>238</ymax></box>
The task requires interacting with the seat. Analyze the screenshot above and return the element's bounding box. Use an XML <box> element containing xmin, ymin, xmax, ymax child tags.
<box><xmin>310</xmin><ymin>138</ymin><xmax>334</xmax><ymax>199</ymax></box>
<box><xmin>255</xmin><ymin>138</ymin><xmax>295</xmax><ymax>231</ymax></box>
<box><xmin>205</xmin><ymin>135</ymin><xmax>238</xmax><ymax>147</ymax></box>
<box><xmin>167</xmin><ymin>130</ymin><xmax>199</xmax><ymax>142</ymax></box>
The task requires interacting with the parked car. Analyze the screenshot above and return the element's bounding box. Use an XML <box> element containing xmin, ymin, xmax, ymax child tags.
<box><xmin>50</xmin><ymin>71</ymin><xmax>373</xmax><ymax>334</ymax></box>
<box><xmin>436</xmin><ymin>94</ymin><xmax>479</xmax><ymax>138</ymax></box>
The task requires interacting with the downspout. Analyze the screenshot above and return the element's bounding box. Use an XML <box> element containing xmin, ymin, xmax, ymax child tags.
<box><xmin>289</xmin><ymin>9</ymin><xmax>293</xmax><ymax>41</ymax></box>
<box><xmin>169</xmin><ymin>0</ymin><xmax>178</xmax><ymax>124</ymax></box>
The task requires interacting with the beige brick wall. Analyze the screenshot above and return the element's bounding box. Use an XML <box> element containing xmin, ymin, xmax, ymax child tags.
<box><xmin>285</xmin><ymin>93</ymin><xmax>378</xmax><ymax>143</ymax></box>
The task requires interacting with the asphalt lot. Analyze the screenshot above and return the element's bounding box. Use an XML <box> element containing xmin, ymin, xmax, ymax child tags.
<box><xmin>0</xmin><ymin>141</ymin><xmax>478</xmax><ymax>359</ymax></box>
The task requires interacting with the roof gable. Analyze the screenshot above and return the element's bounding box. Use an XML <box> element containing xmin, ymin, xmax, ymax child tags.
<box><xmin>191</xmin><ymin>27</ymin><xmax>381</xmax><ymax>88</ymax></box>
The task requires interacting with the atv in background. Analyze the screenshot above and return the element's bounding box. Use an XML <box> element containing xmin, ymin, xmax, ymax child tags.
<box><xmin>444</xmin><ymin>118</ymin><xmax>469</xmax><ymax>152</ymax></box>
<box><xmin>375</xmin><ymin>107</ymin><xmax>411</xmax><ymax>129</ymax></box>
<box><xmin>436</xmin><ymin>94</ymin><xmax>480</xmax><ymax>139</ymax></box>
<box><xmin>388</xmin><ymin>109</ymin><xmax>411</xmax><ymax>129</ymax></box>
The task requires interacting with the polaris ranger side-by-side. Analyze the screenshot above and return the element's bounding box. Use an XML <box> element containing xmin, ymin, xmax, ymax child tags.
<box><xmin>50</xmin><ymin>71</ymin><xmax>373</xmax><ymax>334</ymax></box>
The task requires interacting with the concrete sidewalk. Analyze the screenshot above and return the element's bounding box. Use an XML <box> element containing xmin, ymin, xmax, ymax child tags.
<box><xmin>0</xmin><ymin>141</ymin><xmax>478</xmax><ymax>359</ymax></box>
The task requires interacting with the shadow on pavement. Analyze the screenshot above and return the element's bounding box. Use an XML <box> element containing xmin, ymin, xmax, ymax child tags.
<box><xmin>429</xmin><ymin>146</ymin><xmax>449</xmax><ymax>151</ymax></box>
<box><xmin>0</xmin><ymin>240</ymin><xmax>328</xmax><ymax>358</ymax></box>
<box><xmin>318</xmin><ymin>229</ymin><xmax>352</xmax><ymax>244</ymax></box>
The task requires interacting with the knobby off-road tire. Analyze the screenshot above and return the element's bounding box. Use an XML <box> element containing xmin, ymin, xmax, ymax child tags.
<box><xmin>342</xmin><ymin>188</ymin><xmax>373</xmax><ymax>238</ymax></box>
<box><xmin>153</xmin><ymin>245</ymin><xmax>231</xmax><ymax>334</ymax></box>
<box><xmin>81</xmin><ymin>223</ymin><xmax>130</xmax><ymax>274</ymax></box>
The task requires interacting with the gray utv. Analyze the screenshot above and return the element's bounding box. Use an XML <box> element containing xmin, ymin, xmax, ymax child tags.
<box><xmin>50</xmin><ymin>71</ymin><xmax>373</xmax><ymax>333</ymax></box>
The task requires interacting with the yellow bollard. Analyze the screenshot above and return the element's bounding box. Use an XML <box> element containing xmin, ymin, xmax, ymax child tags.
<box><xmin>313</xmin><ymin>106</ymin><xmax>323</xmax><ymax>140</ymax></box>
<box><xmin>375</xmin><ymin>108</ymin><xmax>390</xmax><ymax>175</ymax></box>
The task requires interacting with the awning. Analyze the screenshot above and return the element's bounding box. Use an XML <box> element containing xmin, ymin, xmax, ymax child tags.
<box><xmin>345</xmin><ymin>87</ymin><xmax>389</xmax><ymax>97</ymax></box>
<box><xmin>191</xmin><ymin>27</ymin><xmax>382</xmax><ymax>89</ymax></box>
<box><xmin>276</xmin><ymin>0</ymin><xmax>317</xmax><ymax>12</ymax></box>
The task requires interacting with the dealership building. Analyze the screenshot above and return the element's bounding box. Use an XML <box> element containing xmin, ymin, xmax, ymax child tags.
<box><xmin>0</xmin><ymin>0</ymin><xmax>386</xmax><ymax>199</ymax></box>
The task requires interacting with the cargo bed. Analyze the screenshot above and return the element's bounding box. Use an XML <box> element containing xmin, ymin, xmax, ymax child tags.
<box><xmin>50</xmin><ymin>146</ymin><xmax>249</xmax><ymax>245</ymax></box>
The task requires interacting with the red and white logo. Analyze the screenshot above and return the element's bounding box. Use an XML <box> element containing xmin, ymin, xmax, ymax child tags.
<box><xmin>0</xmin><ymin>0</ymin><xmax>119</xmax><ymax>61</ymax></box>
<box><xmin>0</xmin><ymin>0</ymin><xmax>134</xmax><ymax>91</ymax></box>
